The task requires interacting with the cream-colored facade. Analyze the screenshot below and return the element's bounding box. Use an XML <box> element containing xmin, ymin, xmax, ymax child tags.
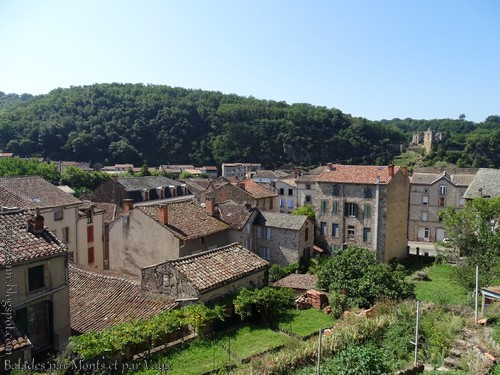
<box><xmin>109</xmin><ymin>209</ymin><xmax>231</xmax><ymax>276</ymax></box>
<box><xmin>41</xmin><ymin>204</ymin><xmax>80</xmax><ymax>256</ymax></box>
<box><xmin>76</xmin><ymin>207</ymin><xmax>105</xmax><ymax>269</ymax></box>
<box><xmin>0</xmin><ymin>255</ymin><xmax>70</xmax><ymax>354</ymax></box>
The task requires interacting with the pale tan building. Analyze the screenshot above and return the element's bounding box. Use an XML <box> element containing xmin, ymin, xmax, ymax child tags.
<box><xmin>0</xmin><ymin>210</ymin><xmax>70</xmax><ymax>360</ymax></box>
<box><xmin>313</xmin><ymin>164</ymin><xmax>409</xmax><ymax>262</ymax></box>
<box><xmin>76</xmin><ymin>203</ymin><xmax>105</xmax><ymax>269</ymax></box>
<box><xmin>409</xmin><ymin>168</ymin><xmax>477</xmax><ymax>242</ymax></box>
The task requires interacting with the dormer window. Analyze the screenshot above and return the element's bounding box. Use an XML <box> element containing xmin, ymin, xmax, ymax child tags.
<box><xmin>439</xmin><ymin>185</ymin><xmax>447</xmax><ymax>195</ymax></box>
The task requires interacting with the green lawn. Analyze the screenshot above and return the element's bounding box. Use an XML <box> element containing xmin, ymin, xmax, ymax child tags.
<box><xmin>413</xmin><ymin>264</ymin><xmax>469</xmax><ymax>306</ymax></box>
<box><xmin>278</xmin><ymin>308</ymin><xmax>337</xmax><ymax>338</ymax></box>
<box><xmin>393</xmin><ymin>150</ymin><xmax>420</xmax><ymax>166</ymax></box>
<box><xmin>131</xmin><ymin>325</ymin><xmax>290</xmax><ymax>375</ymax></box>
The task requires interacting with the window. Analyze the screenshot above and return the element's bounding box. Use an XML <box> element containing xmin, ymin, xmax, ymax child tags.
<box><xmin>261</xmin><ymin>227</ymin><xmax>271</xmax><ymax>240</ymax></box>
<box><xmin>279</xmin><ymin>188</ymin><xmax>284</xmax><ymax>195</ymax></box>
<box><xmin>331</xmin><ymin>185</ymin><xmax>340</xmax><ymax>196</ymax></box>
<box><xmin>54</xmin><ymin>208</ymin><xmax>63</xmax><ymax>221</ymax></box>
<box><xmin>346</xmin><ymin>203</ymin><xmax>358</xmax><ymax>217</ymax></box>
<box><xmin>87</xmin><ymin>211</ymin><xmax>93</xmax><ymax>224</ymax></box>
<box><xmin>459</xmin><ymin>197</ymin><xmax>465</xmax><ymax>206</ymax></box>
<box><xmin>87</xmin><ymin>225</ymin><xmax>94</xmax><ymax>242</ymax></box>
<box><xmin>439</xmin><ymin>197</ymin><xmax>445</xmax><ymax>206</ymax></box>
<box><xmin>62</xmin><ymin>227</ymin><xmax>69</xmax><ymax>244</ymax></box>
<box><xmin>305</xmin><ymin>195</ymin><xmax>312</xmax><ymax>203</ymax></box>
<box><xmin>363</xmin><ymin>227</ymin><xmax>371</xmax><ymax>242</ymax></box>
<box><xmin>269</xmin><ymin>198</ymin><xmax>273</xmax><ymax>209</ymax></box>
<box><xmin>288</xmin><ymin>199</ymin><xmax>293</xmax><ymax>208</ymax></box>
<box><xmin>422</xmin><ymin>195</ymin><xmax>429</xmax><ymax>205</ymax></box>
<box><xmin>320</xmin><ymin>222</ymin><xmax>327</xmax><ymax>236</ymax></box>
<box><xmin>424</xmin><ymin>188</ymin><xmax>429</xmax><ymax>193</ymax></box>
<box><xmin>332</xmin><ymin>223</ymin><xmax>339</xmax><ymax>238</ymax></box>
<box><xmin>305</xmin><ymin>227</ymin><xmax>309</xmax><ymax>241</ymax></box>
<box><xmin>88</xmin><ymin>247</ymin><xmax>95</xmax><ymax>264</ymax></box>
<box><xmin>347</xmin><ymin>226</ymin><xmax>355</xmax><ymax>240</ymax></box>
<box><xmin>144</xmin><ymin>190</ymin><xmax>149</xmax><ymax>201</ymax></box>
<box><xmin>364</xmin><ymin>187</ymin><xmax>373</xmax><ymax>199</ymax></box>
<box><xmin>201</xmin><ymin>236</ymin><xmax>206</xmax><ymax>244</ymax></box>
<box><xmin>306</xmin><ymin>184</ymin><xmax>311</xmax><ymax>190</ymax></box>
<box><xmin>364</xmin><ymin>204</ymin><xmax>371</xmax><ymax>219</ymax></box>
<box><xmin>421</xmin><ymin>211</ymin><xmax>428</xmax><ymax>221</ymax></box>
<box><xmin>279</xmin><ymin>198</ymin><xmax>284</xmax><ymax>208</ymax></box>
<box><xmin>259</xmin><ymin>247</ymin><xmax>270</xmax><ymax>260</ymax></box>
<box><xmin>28</xmin><ymin>265</ymin><xmax>44</xmax><ymax>291</ymax></box>
<box><xmin>439</xmin><ymin>185</ymin><xmax>447</xmax><ymax>195</ymax></box>
<box><xmin>320</xmin><ymin>200</ymin><xmax>327</xmax><ymax>214</ymax></box>
<box><xmin>288</xmin><ymin>189</ymin><xmax>293</xmax><ymax>196</ymax></box>
<box><xmin>424</xmin><ymin>227</ymin><xmax>430</xmax><ymax>239</ymax></box>
<box><xmin>332</xmin><ymin>201</ymin><xmax>339</xmax><ymax>215</ymax></box>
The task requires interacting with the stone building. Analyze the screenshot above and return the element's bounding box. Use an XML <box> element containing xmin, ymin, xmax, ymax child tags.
<box><xmin>141</xmin><ymin>243</ymin><xmax>269</xmax><ymax>304</ymax></box>
<box><xmin>276</xmin><ymin>178</ymin><xmax>298</xmax><ymax>214</ymax></box>
<box><xmin>411</xmin><ymin>128</ymin><xmax>445</xmax><ymax>154</ymax></box>
<box><xmin>254</xmin><ymin>211</ymin><xmax>314</xmax><ymax>266</ymax></box>
<box><xmin>313</xmin><ymin>163</ymin><xmax>409</xmax><ymax>261</ymax></box>
<box><xmin>408</xmin><ymin>167</ymin><xmax>477</xmax><ymax>242</ymax></box>
<box><xmin>221</xmin><ymin>163</ymin><xmax>262</xmax><ymax>178</ymax></box>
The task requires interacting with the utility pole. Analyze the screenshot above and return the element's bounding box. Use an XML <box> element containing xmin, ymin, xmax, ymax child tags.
<box><xmin>475</xmin><ymin>265</ymin><xmax>479</xmax><ymax>324</ymax></box>
<box><xmin>317</xmin><ymin>328</ymin><xmax>322</xmax><ymax>375</ymax></box>
<box><xmin>410</xmin><ymin>301</ymin><xmax>420</xmax><ymax>366</ymax></box>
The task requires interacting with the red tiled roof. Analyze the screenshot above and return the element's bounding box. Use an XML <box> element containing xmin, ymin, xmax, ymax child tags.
<box><xmin>170</xmin><ymin>243</ymin><xmax>269</xmax><ymax>293</ymax></box>
<box><xmin>0</xmin><ymin>211</ymin><xmax>67</xmax><ymax>266</ymax></box>
<box><xmin>69</xmin><ymin>264</ymin><xmax>176</xmax><ymax>334</ymax></box>
<box><xmin>0</xmin><ymin>303</ymin><xmax>31</xmax><ymax>357</ymax></box>
<box><xmin>139</xmin><ymin>201</ymin><xmax>230</xmax><ymax>241</ymax></box>
<box><xmin>273</xmin><ymin>274</ymin><xmax>318</xmax><ymax>290</ymax></box>
<box><xmin>243</xmin><ymin>180</ymin><xmax>277</xmax><ymax>198</ymax></box>
<box><xmin>0</xmin><ymin>176</ymin><xmax>81</xmax><ymax>209</ymax></box>
<box><xmin>314</xmin><ymin>164</ymin><xmax>400</xmax><ymax>185</ymax></box>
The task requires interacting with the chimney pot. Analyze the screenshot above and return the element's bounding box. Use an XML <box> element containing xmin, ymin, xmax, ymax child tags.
<box><xmin>388</xmin><ymin>163</ymin><xmax>395</xmax><ymax>177</ymax></box>
<box><xmin>122</xmin><ymin>199</ymin><xmax>134</xmax><ymax>214</ymax></box>
<box><xmin>157</xmin><ymin>206</ymin><xmax>168</xmax><ymax>225</ymax></box>
<box><xmin>205</xmin><ymin>197</ymin><xmax>216</xmax><ymax>216</ymax></box>
<box><xmin>327</xmin><ymin>163</ymin><xmax>334</xmax><ymax>171</ymax></box>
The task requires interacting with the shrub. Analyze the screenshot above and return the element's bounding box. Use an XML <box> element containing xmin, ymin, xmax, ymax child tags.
<box><xmin>329</xmin><ymin>292</ymin><xmax>349</xmax><ymax>319</ymax></box>
<box><xmin>268</xmin><ymin>263</ymin><xmax>299</xmax><ymax>283</ymax></box>
<box><xmin>233</xmin><ymin>287</ymin><xmax>295</xmax><ymax>322</ymax></box>
<box><xmin>330</xmin><ymin>344</ymin><xmax>390</xmax><ymax>375</ymax></box>
<box><xmin>411</xmin><ymin>270</ymin><xmax>430</xmax><ymax>281</ymax></box>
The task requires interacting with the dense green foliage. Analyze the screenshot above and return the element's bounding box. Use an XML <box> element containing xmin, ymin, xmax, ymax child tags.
<box><xmin>60</xmin><ymin>166</ymin><xmax>111</xmax><ymax>196</ymax></box>
<box><xmin>268</xmin><ymin>263</ymin><xmax>299</xmax><ymax>283</ymax></box>
<box><xmin>0</xmin><ymin>157</ymin><xmax>60</xmax><ymax>182</ymax></box>
<box><xmin>233</xmin><ymin>287</ymin><xmax>295</xmax><ymax>321</ymax></box>
<box><xmin>441</xmin><ymin>197</ymin><xmax>500</xmax><ymax>289</ymax></box>
<box><xmin>0</xmin><ymin>84</ymin><xmax>405</xmax><ymax>167</ymax></box>
<box><xmin>69</xmin><ymin>304</ymin><xmax>225</xmax><ymax>360</ymax></box>
<box><xmin>291</xmin><ymin>204</ymin><xmax>316</xmax><ymax>220</ymax></box>
<box><xmin>316</xmin><ymin>247</ymin><xmax>415</xmax><ymax>308</ymax></box>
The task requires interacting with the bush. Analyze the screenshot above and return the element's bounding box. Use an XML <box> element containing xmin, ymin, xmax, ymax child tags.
<box><xmin>233</xmin><ymin>287</ymin><xmax>295</xmax><ymax>322</ymax></box>
<box><xmin>411</xmin><ymin>270</ymin><xmax>430</xmax><ymax>281</ymax></box>
<box><xmin>329</xmin><ymin>344</ymin><xmax>390</xmax><ymax>375</ymax></box>
<box><xmin>268</xmin><ymin>263</ymin><xmax>299</xmax><ymax>283</ymax></box>
<box><xmin>329</xmin><ymin>292</ymin><xmax>348</xmax><ymax>319</ymax></box>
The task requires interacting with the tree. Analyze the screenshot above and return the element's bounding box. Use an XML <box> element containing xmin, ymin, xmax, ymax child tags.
<box><xmin>316</xmin><ymin>246</ymin><xmax>414</xmax><ymax>308</ymax></box>
<box><xmin>441</xmin><ymin>197</ymin><xmax>500</xmax><ymax>288</ymax></box>
<box><xmin>292</xmin><ymin>204</ymin><xmax>315</xmax><ymax>220</ymax></box>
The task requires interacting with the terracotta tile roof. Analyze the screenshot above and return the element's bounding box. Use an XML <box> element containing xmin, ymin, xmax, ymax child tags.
<box><xmin>139</xmin><ymin>201</ymin><xmax>230</xmax><ymax>241</ymax></box>
<box><xmin>314</xmin><ymin>164</ymin><xmax>400</xmax><ymax>185</ymax></box>
<box><xmin>254</xmin><ymin>170</ymin><xmax>280</xmax><ymax>179</ymax></box>
<box><xmin>217</xmin><ymin>201</ymin><xmax>255</xmax><ymax>229</ymax></box>
<box><xmin>0</xmin><ymin>176</ymin><xmax>81</xmax><ymax>209</ymax></box>
<box><xmin>243</xmin><ymin>180</ymin><xmax>277</xmax><ymax>198</ymax></box>
<box><xmin>0</xmin><ymin>211</ymin><xmax>67</xmax><ymax>266</ymax></box>
<box><xmin>273</xmin><ymin>274</ymin><xmax>318</xmax><ymax>290</ymax></box>
<box><xmin>0</xmin><ymin>303</ymin><xmax>31</xmax><ymax>357</ymax></box>
<box><xmin>68</xmin><ymin>263</ymin><xmax>176</xmax><ymax>334</ymax></box>
<box><xmin>170</xmin><ymin>243</ymin><xmax>269</xmax><ymax>293</ymax></box>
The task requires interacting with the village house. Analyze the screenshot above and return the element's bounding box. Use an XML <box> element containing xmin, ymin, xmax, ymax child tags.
<box><xmin>68</xmin><ymin>263</ymin><xmax>175</xmax><ymax>334</ymax></box>
<box><xmin>0</xmin><ymin>176</ymin><xmax>82</xmax><ymax>257</ymax></box>
<box><xmin>92</xmin><ymin>175</ymin><xmax>190</xmax><ymax>205</ymax></box>
<box><xmin>275</xmin><ymin>178</ymin><xmax>298</xmax><ymax>213</ymax></box>
<box><xmin>75</xmin><ymin>202</ymin><xmax>106</xmax><ymax>269</ymax></box>
<box><xmin>313</xmin><ymin>163</ymin><xmax>409</xmax><ymax>262</ymax></box>
<box><xmin>221</xmin><ymin>163</ymin><xmax>262</xmax><ymax>179</ymax></box>
<box><xmin>141</xmin><ymin>243</ymin><xmax>269</xmax><ymax>304</ymax></box>
<box><xmin>408</xmin><ymin>167</ymin><xmax>477</xmax><ymax>243</ymax></box>
<box><xmin>108</xmin><ymin>200</ymin><xmax>231</xmax><ymax>276</ymax></box>
<box><xmin>200</xmin><ymin>165</ymin><xmax>218</xmax><ymax>179</ymax></box>
<box><xmin>295</xmin><ymin>165</ymin><xmax>325</xmax><ymax>208</ymax></box>
<box><xmin>254</xmin><ymin>211</ymin><xmax>314</xmax><ymax>266</ymax></box>
<box><xmin>252</xmin><ymin>170</ymin><xmax>288</xmax><ymax>184</ymax></box>
<box><xmin>0</xmin><ymin>210</ymin><xmax>70</xmax><ymax>360</ymax></box>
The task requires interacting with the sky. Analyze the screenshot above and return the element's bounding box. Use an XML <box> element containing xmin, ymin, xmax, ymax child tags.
<box><xmin>0</xmin><ymin>0</ymin><xmax>499</xmax><ymax>123</ymax></box>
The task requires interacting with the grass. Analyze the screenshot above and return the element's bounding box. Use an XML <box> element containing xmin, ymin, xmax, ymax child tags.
<box><xmin>278</xmin><ymin>308</ymin><xmax>337</xmax><ymax>338</ymax></box>
<box><xmin>130</xmin><ymin>325</ymin><xmax>290</xmax><ymax>375</ymax></box>
<box><xmin>393</xmin><ymin>150</ymin><xmax>421</xmax><ymax>167</ymax></box>
<box><xmin>413</xmin><ymin>264</ymin><xmax>469</xmax><ymax>306</ymax></box>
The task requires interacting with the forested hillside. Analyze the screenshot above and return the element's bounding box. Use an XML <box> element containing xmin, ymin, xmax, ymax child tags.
<box><xmin>0</xmin><ymin>84</ymin><xmax>498</xmax><ymax>168</ymax></box>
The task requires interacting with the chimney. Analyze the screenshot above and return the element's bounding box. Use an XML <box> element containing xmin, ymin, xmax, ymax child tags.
<box><xmin>157</xmin><ymin>206</ymin><xmax>168</xmax><ymax>225</ymax></box>
<box><xmin>112</xmin><ymin>175</ymin><xmax>118</xmax><ymax>182</ymax></box>
<box><xmin>326</xmin><ymin>163</ymin><xmax>334</xmax><ymax>171</ymax></box>
<box><xmin>293</xmin><ymin>168</ymin><xmax>302</xmax><ymax>178</ymax></box>
<box><xmin>238</xmin><ymin>182</ymin><xmax>246</xmax><ymax>191</ymax></box>
<box><xmin>388</xmin><ymin>163</ymin><xmax>395</xmax><ymax>177</ymax></box>
<box><xmin>205</xmin><ymin>197</ymin><xmax>216</xmax><ymax>216</ymax></box>
<box><xmin>28</xmin><ymin>208</ymin><xmax>45</xmax><ymax>235</ymax></box>
<box><xmin>122</xmin><ymin>199</ymin><xmax>134</xmax><ymax>214</ymax></box>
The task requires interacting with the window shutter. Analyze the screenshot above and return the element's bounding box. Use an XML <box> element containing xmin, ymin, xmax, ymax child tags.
<box><xmin>354</xmin><ymin>204</ymin><xmax>359</xmax><ymax>218</ymax></box>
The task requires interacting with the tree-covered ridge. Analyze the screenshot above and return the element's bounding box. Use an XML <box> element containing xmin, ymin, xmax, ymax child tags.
<box><xmin>0</xmin><ymin>84</ymin><xmax>403</xmax><ymax>167</ymax></box>
<box><xmin>0</xmin><ymin>83</ymin><xmax>498</xmax><ymax>168</ymax></box>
